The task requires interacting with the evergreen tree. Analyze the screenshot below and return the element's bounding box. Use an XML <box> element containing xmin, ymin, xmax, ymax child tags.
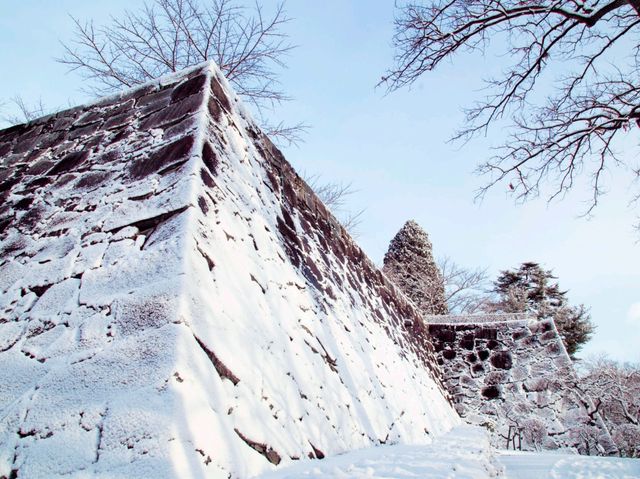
<box><xmin>383</xmin><ymin>220</ymin><xmax>448</xmax><ymax>316</ymax></box>
<box><xmin>487</xmin><ymin>262</ymin><xmax>594</xmax><ymax>358</ymax></box>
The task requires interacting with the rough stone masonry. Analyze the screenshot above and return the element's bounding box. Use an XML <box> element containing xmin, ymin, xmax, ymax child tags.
<box><xmin>425</xmin><ymin>313</ymin><xmax>617</xmax><ymax>455</ymax></box>
<box><xmin>0</xmin><ymin>61</ymin><xmax>459</xmax><ymax>479</ymax></box>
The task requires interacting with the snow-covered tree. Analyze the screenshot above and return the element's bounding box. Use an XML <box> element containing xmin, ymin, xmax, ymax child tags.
<box><xmin>485</xmin><ymin>262</ymin><xmax>594</xmax><ymax>358</ymax></box>
<box><xmin>580</xmin><ymin>356</ymin><xmax>640</xmax><ymax>458</ymax></box>
<box><xmin>383</xmin><ymin>220</ymin><xmax>448</xmax><ymax>316</ymax></box>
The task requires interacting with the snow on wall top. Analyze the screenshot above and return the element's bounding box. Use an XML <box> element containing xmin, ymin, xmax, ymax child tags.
<box><xmin>424</xmin><ymin>313</ymin><xmax>530</xmax><ymax>324</ymax></box>
<box><xmin>0</xmin><ymin>61</ymin><xmax>458</xmax><ymax>479</ymax></box>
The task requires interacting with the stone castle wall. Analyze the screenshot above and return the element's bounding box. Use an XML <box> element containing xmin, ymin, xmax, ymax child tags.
<box><xmin>0</xmin><ymin>62</ymin><xmax>459</xmax><ymax>479</ymax></box>
<box><xmin>427</xmin><ymin>316</ymin><xmax>617</xmax><ymax>455</ymax></box>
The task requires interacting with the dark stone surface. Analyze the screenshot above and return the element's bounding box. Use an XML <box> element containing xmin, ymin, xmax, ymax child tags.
<box><xmin>200</xmin><ymin>168</ymin><xmax>216</xmax><ymax>189</ymax></box>
<box><xmin>14</xmin><ymin>196</ymin><xmax>34</xmax><ymax>210</ymax></box>
<box><xmin>171</xmin><ymin>74</ymin><xmax>207</xmax><ymax>103</ymax></box>
<box><xmin>545</xmin><ymin>341</ymin><xmax>563</xmax><ymax>355</ymax></box>
<box><xmin>129</xmin><ymin>135</ymin><xmax>195</xmax><ymax>179</ymax></box>
<box><xmin>202</xmin><ymin>141</ymin><xmax>218</xmax><ymax>175</ymax></box>
<box><xmin>139</xmin><ymin>94</ymin><xmax>202</xmax><ymax>130</ymax></box>
<box><xmin>211</xmin><ymin>76</ymin><xmax>231</xmax><ymax>111</ymax></box>
<box><xmin>442</xmin><ymin>349</ymin><xmax>456</xmax><ymax>360</ymax></box>
<box><xmin>512</xmin><ymin>330</ymin><xmax>528</xmax><ymax>340</ymax></box>
<box><xmin>74</xmin><ymin>110</ymin><xmax>103</xmax><ymax>127</ymax></box>
<box><xmin>0</xmin><ymin>142</ymin><xmax>12</xmax><ymax>156</ymax></box>
<box><xmin>460</xmin><ymin>338</ymin><xmax>474</xmax><ymax>350</ymax></box>
<box><xmin>490</xmin><ymin>351</ymin><xmax>513</xmax><ymax>370</ymax></box>
<box><xmin>208</xmin><ymin>97</ymin><xmax>221</xmax><ymax>122</ymax></box>
<box><xmin>429</xmin><ymin>326</ymin><xmax>456</xmax><ymax>342</ymax></box>
<box><xmin>198</xmin><ymin>196</ymin><xmax>209</xmax><ymax>214</ymax></box>
<box><xmin>481</xmin><ymin>385</ymin><xmax>500</xmax><ymax>400</ymax></box>
<box><xmin>104</xmin><ymin>112</ymin><xmax>134</xmax><ymax>130</ymax></box>
<box><xmin>476</xmin><ymin>328</ymin><xmax>497</xmax><ymax>340</ymax></box>
<box><xmin>75</xmin><ymin>171</ymin><xmax>112</xmax><ymax>190</ymax></box>
<box><xmin>477</xmin><ymin>349</ymin><xmax>490</xmax><ymax>361</ymax></box>
<box><xmin>27</xmin><ymin>159</ymin><xmax>56</xmax><ymax>176</ymax></box>
<box><xmin>48</xmin><ymin>150</ymin><xmax>90</xmax><ymax>176</ymax></box>
<box><xmin>541</xmin><ymin>330</ymin><xmax>557</xmax><ymax>341</ymax></box>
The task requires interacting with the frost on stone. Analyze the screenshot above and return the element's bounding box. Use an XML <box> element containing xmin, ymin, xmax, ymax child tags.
<box><xmin>0</xmin><ymin>62</ymin><xmax>458</xmax><ymax>478</ymax></box>
<box><xmin>427</xmin><ymin>316</ymin><xmax>617</xmax><ymax>455</ymax></box>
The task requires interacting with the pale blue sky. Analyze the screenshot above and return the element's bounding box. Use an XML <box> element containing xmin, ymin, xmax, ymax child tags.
<box><xmin>1</xmin><ymin>1</ymin><xmax>638</xmax><ymax>362</ymax></box>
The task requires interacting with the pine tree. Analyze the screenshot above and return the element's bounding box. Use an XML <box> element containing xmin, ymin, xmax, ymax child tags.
<box><xmin>487</xmin><ymin>262</ymin><xmax>595</xmax><ymax>358</ymax></box>
<box><xmin>383</xmin><ymin>220</ymin><xmax>448</xmax><ymax>316</ymax></box>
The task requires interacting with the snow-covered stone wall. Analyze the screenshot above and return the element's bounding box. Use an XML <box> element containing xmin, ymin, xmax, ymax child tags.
<box><xmin>0</xmin><ymin>62</ymin><xmax>459</xmax><ymax>479</ymax></box>
<box><xmin>427</xmin><ymin>316</ymin><xmax>616</xmax><ymax>455</ymax></box>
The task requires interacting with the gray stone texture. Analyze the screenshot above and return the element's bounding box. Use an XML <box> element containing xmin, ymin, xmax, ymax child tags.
<box><xmin>428</xmin><ymin>316</ymin><xmax>617</xmax><ymax>455</ymax></box>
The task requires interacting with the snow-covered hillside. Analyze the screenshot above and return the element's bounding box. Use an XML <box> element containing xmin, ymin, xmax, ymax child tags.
<box><xmin>0</xmin><ymin>62</ymin><xmax>459</xmax><ymax>478</ymax></box>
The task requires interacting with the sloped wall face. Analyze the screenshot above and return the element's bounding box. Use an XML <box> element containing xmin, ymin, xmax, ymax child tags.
<box><xmin>172</xmin><ymin>70</ymin><xmax>459</xmax><ymax>477</ymax></box>
<box><xmin>427</xmin><ymin>317</ymin><xmax>616</xmax><ymax>455</ymax></box>
<box><xmin>0</xmin><ymin>63</ymin><xmax>458</xmax><ymax>479</ymax></box>
<box><xmin>0</xmin><ymin>67</ymin><xmax>214</xmax><ymax>478</ymax></box>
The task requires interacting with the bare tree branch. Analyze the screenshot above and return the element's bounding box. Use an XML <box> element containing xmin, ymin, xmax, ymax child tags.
<box><xmin>0</xmin><ymin>95</ymin><xmax>49</xmax><ymax>125</ymax></box>
<box><xmin>57</xmin><ymin>0</ymin><xmax>303</xmax><ymax>145</ymax></box>
<box><xmin>262</xmin><ymin>120</ymin><xmax>309</xmax><ymax>148</ymax></box>
<box><xmin>383</xmin><ymin>0</ymin><xmax>640</xmax><ymax>218</ymax></box>
<box><xmin>304</xmin><ymin>174</ymin><xmax>365</xmax><ymax>236</ymax></box>
<box><xmin>438</xmin><ymin>256</ymin><xmax>489</xmax><ymax>314</ymax></box>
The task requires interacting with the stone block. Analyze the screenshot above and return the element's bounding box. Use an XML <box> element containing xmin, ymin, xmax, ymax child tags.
<box><xmin>490</xmin><ymin>351</ymin><xmax>513</xmax><ymax>370</ymax></box>
<box><xmin>481</xmin><ymin>385</ymin><xmax>501</xmax><ymax>400</ymax></box>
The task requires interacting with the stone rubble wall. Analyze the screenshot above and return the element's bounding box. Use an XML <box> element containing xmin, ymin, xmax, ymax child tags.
<box><xmin>427</xmin><ymin>316</ymin><xmax>617</xmax><ymax>455</ymax></box>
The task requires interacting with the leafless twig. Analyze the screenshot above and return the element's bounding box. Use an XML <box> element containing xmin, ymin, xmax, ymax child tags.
<box><xmin>438</xmin><ymin>256</ymin><xmax>489</xmax><ymax>314</ymax></box>
<box><xmin>58</xmin><ymin>0</ymin><xmax>304</xmax><ymax>145</ymax></box>
<box><xmin>383</xmin><ymin>0</ymin><xmax>640</xmax><ymax>217</ymax></box>
<box><xmin>304</xmin><ymin>173</ymin><xmax>365</xmax><ymax>235</ymax></box>
<box><xmin>0</xmin><ymin>95</ymin><xmax>49</xmax><ymax>125</ymax></box>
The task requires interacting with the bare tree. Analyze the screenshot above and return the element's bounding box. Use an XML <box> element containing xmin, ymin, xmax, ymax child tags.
<box><xmin>0</xmin><ymin>96</ymin><xmax>48</xmax><ymax>126</ymax></box>
<box><xmin>304</xmin><ymin>174</ymin><xmax>365</xmax><ymax>235</ymax></box>
<box><xmin>580</xmin><ymin>355</ymin><xmax>640</xmax><ymax>457</ymax></box>
<box><xmin>438</xmin><ymin>256</ymin><xmax>489</xmax><ymax>314</ymax></box>
<box><xmin>383</xmin><ymin>1</ymin><xmax>640</xmax><ymax>217</ymax></box>
<box><xmin>58</xmin><ymin>0</ymin><xmax>304</xmax><ymax>144</ymax></box>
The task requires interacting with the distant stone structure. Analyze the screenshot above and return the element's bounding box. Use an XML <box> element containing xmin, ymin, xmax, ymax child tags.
<box><xmin>425</xmin><ymin>313</ymin><xmax>617</xmax><ymax>455</ymax></box>
<box><xmin>381</xmin><ymin>222</ymin><xmax>616</xmax><ymax>456</ymax></box>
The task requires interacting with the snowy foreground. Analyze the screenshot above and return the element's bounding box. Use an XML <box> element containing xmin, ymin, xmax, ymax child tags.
<box><xmin>498</xmin><ymin>451</ymin><xmax>640</xmax><ymax>479</ymax></box>
<box><xmin>257</xmin><ymin>425</ymin><xmax>640</xmax><ymax>479</ymax></box>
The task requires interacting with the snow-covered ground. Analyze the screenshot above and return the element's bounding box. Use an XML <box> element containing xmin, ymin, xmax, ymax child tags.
<box><xmin>256</xmin><ymin>425</ymin><xmax>504</xmax><ymax>479</ymax></box>
<box><xmin>257</xmin><ymin>425</ymin><xmax>640</xmax><ymax>479</ymax></box>
<box><xmin>499</xmin><ymin>451</ymin><xmax>640</xmax><ymax>479</ymax></box>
